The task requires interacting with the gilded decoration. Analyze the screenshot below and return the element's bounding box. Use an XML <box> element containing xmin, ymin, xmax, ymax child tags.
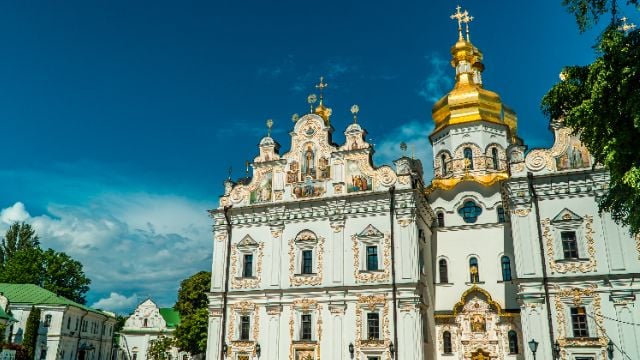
<box><xmin>289</xmin><ymin>299</ymin><xmax>323</xmax><ymax>360</ymax></box>
<box><xmin>288</xmin><ymin>231</ymin><xmax>325</xmax><ymax>287</ymax></box>
<box><xmin>542</xmin><ymin>216</ymin><xmax>597</xmax><ymax>273</ymax></box>
<box><xmin>553</xmin><ymin>285</ymin><xmax>607</xmax><ymax>350</ymax></box>
<box><xmin>215</xmin><ymin>232</ymin><xmax>227</xmax><ymax>242</ymax></box>
<box><xmin>635</xmin><ymin>234</ymin><xmax>640</xmax><ymax>259</ymax></box>
<box><xmin>226</xmin><ymin>301</ymin><xmax>260</xmax><ymax>357</ymax></box>
<box><xmin>525</xmin><ymin>126</ymin><xmax>593</xmax><ymax>174</ymax></box>
<box><xmin>352</xmin><ymin>226</ymin><xmax>391</xmax><ymax>283</ymax></box>
<box><xmin>427</xmin><ymin>172</ymin><xmax>508</xmax><ymax>194</ymax></box>
<box><xmin>230</xmin><ymin>237</ymin><xmax>264</xmax><ymax>289</ymax></box>
<box><xmin>513</xmin><ymin>208</ymin><xmax>530</xmax><ymax>217</ymax></box>
<box><xmin>355</xmin><ymin>295</ymin><xmax>391</xmax><ymax>360</ymax></box>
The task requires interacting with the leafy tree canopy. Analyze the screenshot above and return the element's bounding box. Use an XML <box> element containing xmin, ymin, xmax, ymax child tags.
<box><xmin>173</xmin><ymin>271</ymin><xmax>210</xmax><ymax>355</ymax></box>
<box><xmin>147</xmin><ymin>336</ymin><xmax>175</xmax><ymax>360</ymax></box>
<box><xmin>562</xmin><ymin>0</ymin><xmax>639</xmax><ymax>32</ymax></box>
<box><xmin>0</xmin><ymin>222</ymin><xmax>91</xmax><ymax>304</ymax></box>
<box><xmin>22</xmin><ymin>306</ymin><xmax>40</xmax><ymax>360</ymax></box>
<box><xmin>542</xmin><ymin>25</ymin><xmax>640</xmax><ymax>234</ymax></box>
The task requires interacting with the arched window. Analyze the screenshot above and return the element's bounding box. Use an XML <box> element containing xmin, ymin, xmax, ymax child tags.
<box><xmin>501</xmin><ymin>256</ymin><xmax>512</xmax><ymax>281</ymax></box>
<box><xmin>443</xmin><ymin>331</ymin><xmax>452</xmax><ymax>354</ymax></box>
<box><xmin>44</xmin><ymin>314</ymin><xmax>52</xmax><ymax>327</ymax></box>
<box><xmin>491</xmin><ymin>147</ymin><xmax>499</xmax><ymax>170</ymax></box>
<box><xmin>508</xmin><ymin>330</ymin><xmax>518</xmax><ymax>354</ymax></box>
<box><xmin>438</xmin><ymin>259</ymin><xmax>448</xmax><ymax>284</ymax></box>
<box><xmin>458</xmin><ymin>200</ymin><xmax>482</xmax><ymax>223</ymax></box>
<box><xmin>437</xmin><ymin>212</ymin><xmax>445</xmax><ymax>227</ymax></box>
<box><xmin>469</xmin><ymin>257</ymin><xmax>480</xmax><ymax>283</ymax></box>
<box><xmin>463</xmin><ymin>147</ymin><xmax>474</xmax><ymax>170</ymax></box>
<box><xmin>497</xmin><ymin>206</ymin><xmax>506</xmax><ymax>223</ymax></box>
<box><xmin>441</xmin><ymin>153</ymin><xmax>448</xmax><ymax>176</ymax></box>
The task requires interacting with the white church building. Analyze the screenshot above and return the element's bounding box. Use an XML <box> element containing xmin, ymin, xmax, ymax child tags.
<box><xmin>205</xmin><ymin>6</ymin><xmax>640</xmax><ymax>360</ymax></box>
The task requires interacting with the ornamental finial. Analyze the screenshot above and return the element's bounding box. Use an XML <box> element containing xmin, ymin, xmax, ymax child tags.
<box><xmin>307</xmin><ymin>94</ymin><xmax>317</xmax><ymax>113</ymax></box>
<box><xmin>266</xmin><ymin>119</ymin><xmax>273</xmax><ymax>137</ymax></box>
<box><xmin>400</xmin><ymin>141</ymin><xmax>407</xmax><ymax>154</ymax></box>
<box><xmin>450</xmin><ymin>5</ymin><xmax>468</xmax><ymax>41</ymax></box>
<box><xmin>315</xmin><ymin>76</ymin><xmax>328</xmax><ymax>104</ymax></box>
<box><xmin>350</xmin><ymin>104</ymin><xmax>360</xmax><ymax>124</ymax></box>
<box><xmin>619</xmin><ymin>16</ymin><xmax>637</xmax><ymax>33</ymax></box>
<box><xmin>245</xmin><ymin>160</ymin><xmax>250</xmax><ymax>177</ymax></box>
<box><xmin>291</xmin><ymin>113</ymin><xmax>300</xmax><ymax>123</ymax></box>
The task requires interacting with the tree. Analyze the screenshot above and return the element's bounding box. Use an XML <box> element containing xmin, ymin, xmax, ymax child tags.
<box><xmin>22</xmin><ymin>306</ymin><xmax>40</xmax><ymax>360</ymax></box>
<box><xmin>174</xmin><ymin>271</ymin><xmax>210</xmax><ymax>316</ymax></box>
<box><xmin>42</xmin><ymin>249</ymin><xmax>91</xmax><ymax>304</ymax></box>
<box><xmin>0</xmin><ymin>222</ymin><xmax>40</xmax><ymax>265</ymax></box>
<box><xmin>173</xmin><ymin>271</ymin><xmax>210</xmax><ymax>355</ymax></box>
<box><xmin>542</xmin><ymin>25</ymin><xmax>640</xmax><ymax>234</ymax></box>
<box><xmin>562</xmin><ymin>0</ymin><xmax>639</xmax><ymax>32</ymax></box>
<box><xmin>147</xmin><ymin>336</ymin><xmax>174</xmax><ymax>360</ymax></box>
<box><xmin>0</xmin><ymin>222</ymin><xmax>91</xmax><ymax>304</ymax></box>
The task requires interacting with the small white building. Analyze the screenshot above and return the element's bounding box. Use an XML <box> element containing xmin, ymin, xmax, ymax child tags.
<box><xmin>0</xmin><ymin>283</ymin><xmax>116</xmax><ymax>360</ymax></box>
<box><xmin>118</xmin><ymin>299</ymin><xmax>189</xmax><ymax>360</ymax></box>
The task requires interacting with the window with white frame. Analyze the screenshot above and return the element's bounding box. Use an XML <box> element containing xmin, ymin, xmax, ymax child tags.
<box><xmin>236</xmin><ymin>235</ymin><xmax>259</xmax><ymax>278</ymax></box>
<box><xmin>551</xmin><ymin>209</ymin><xmax>587</xmax><ymax>261</ymax></box>
<box><xmin>294</xmin><ymin>230</ymin><xmax>319</xmax><ymax>275</ymax></box>
<box><xmin>366</xmin><ymin>312</ymin><xmax>380</xmax><ymax>340</ymax></box>
<box><xmin>239</xmin><ymin>315</ymin><xmax>251</xmax><ymax>340</ymax></box>
<box><xmin>355</xmin><ymin>225</ymin><xmax>385</xmax><ymax>272</ymax></box>
<box><xmin>300</xmin><ymin>313</ymin><xmax>312</xmax><ymax>340</ymax></box>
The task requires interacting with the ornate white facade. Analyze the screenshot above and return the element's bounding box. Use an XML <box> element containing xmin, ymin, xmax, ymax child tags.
<box><xmin>206</xmin><ymin>7</ymin><xmax>640</xmax><ymax>360</ymax></box>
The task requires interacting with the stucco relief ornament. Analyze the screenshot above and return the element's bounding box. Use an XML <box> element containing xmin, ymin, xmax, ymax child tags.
<box><xmin>513</xmin><ymin>208</ymin><xmax>530</xmax><ymax>217</ymax></box>
<box><xmin>554</xmin><ymin>285</ymin><xmax>607</xmax><ymax>348</ymax></box>
<box><xmin>635</xmin><ymin>233</ymin><xmax>640</xmax><ymax>259</ymax></box>
<box><xmin>376</xmin><ymin>166</ymin><xmax>397</xmax><ymax>187</ymax></box>
<box><xmin>226</xmin><ymin>301</ymin><xmax>260</xmax><ymax>357</ymax></box>
<box><xmin>543</xmin><ymin>216</ymin><xmax>597</xmax><ymax>273</ymax></box>
<box><xmin>354</xmin><ymin>295</ymin><xmax>390</xmax><ymax>358</ymax></box>
<box><xmin>525</xmin><ymin>149</ymin><xmax>551</xmax><ymax>172</ymax></box>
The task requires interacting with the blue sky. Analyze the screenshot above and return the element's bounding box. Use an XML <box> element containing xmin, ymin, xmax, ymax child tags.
<box><xmin>0</xmin><ymin>1</ymin><xmax>634</xmax><ymax>313</ymax></box>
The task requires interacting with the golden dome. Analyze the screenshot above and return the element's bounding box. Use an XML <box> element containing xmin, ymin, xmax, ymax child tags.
<box><xmin>431</xmin><ymin>37</ymin><xmax>517</xmax><ymax>138</ymax></box>
<box><xmin>314</xmin><ymin>102</ymin><xmax>332</xmax><ymax>124</ymax></box>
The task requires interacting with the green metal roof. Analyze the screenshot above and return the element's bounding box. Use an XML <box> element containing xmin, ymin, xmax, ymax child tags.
<box><xmin>158</xmin><ymin>308</ymin><xmax>180</xmax><ymax>328</ymax></box>
<box><xmin>0</xmin><ymin>283</ymin><xmax>112</xmax><ymax>317</ymax></box>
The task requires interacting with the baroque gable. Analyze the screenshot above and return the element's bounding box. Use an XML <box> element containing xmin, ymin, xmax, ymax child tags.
<box><xmin>220</xmin><ymin>113</ymin><xmax>398</xmax><ymax>208</ymax></box>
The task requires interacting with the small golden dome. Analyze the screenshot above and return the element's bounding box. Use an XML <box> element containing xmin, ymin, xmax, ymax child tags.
<box><xmin>431</xmin><ymin>37</ymin><xmax>517</xmax><ymax>139</ymax></box>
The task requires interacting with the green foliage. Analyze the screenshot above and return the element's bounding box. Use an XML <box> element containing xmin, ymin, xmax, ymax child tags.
<box><xmin>173</xmin><ymin>271</ymin><xmax>210</xmax><ymax>355</ymax></box>
<box><xmin>147</xmin><ymin>336</ymin><xmax>175</xmax><ymax>360</ymax></box>
<box><xmin>41</xmin><ymin>249</ymin><xmax>91</xmax><ymax>304</ymax></box>
<box><xmin>0</xmin><ymin>222</ymin><xmax>91</xmax><ymax>304</ymax></box>
<box><xmin>22</xmin><ymin>306</ymin><xmax>40</xmax><ymax>360</ymax></box>
<box><xmin>0</xmin><ymin>222</ymin><xmax>40</xmax><ymax>265</ymax></box>
<box><xmin>542</xmin><ymin>26</ymin><xmax>640</xmax><ymax>234</ymax></box>
<box><xmin>562</xmin><ymin>0</ymin><xmax>639</xmax><ymax>32</ymax></box>
<box><xmin>174</xmin><ymin>271</ymin><xmax>210</xmax><ymax>316</ymax></box>
<box><xmin>173</xmin><ymin>308</ymin><xmax>209</xmax><ymax>355</ymax></box>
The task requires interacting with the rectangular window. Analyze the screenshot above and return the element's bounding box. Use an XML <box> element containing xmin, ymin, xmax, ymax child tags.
<box><xmin>240</xmin><ymin>315</ymin><xmax>250</xmax><ymax>340</ymax></box>
<box><xmin>302</xmin><ymin>250</ymin><xmax>313</xmax><ymax>274</ymax></box>
<box><xmin>366</xmin><ymin>246</ymin><xmax>378</xmax><ymax>271</ymax></box>
<box><xmin>300</xmin><ymin>314</ymin><xmax>312</xmax><ymax>340</ymax></box>
<box><xmin>39</xmin><ymin>350</ymin><xmax>46</xmax><ymax>360</ymax></box>
<box><xmin>571</xmin><ymin>307</ymin><xmax>589</xmax><ymax>337</ymax></box>
<box><xmin>43</xmin><ymin>314</ymin><xmax>52</xmax><ymax>327</ymax></box>
<box><xmin>497</xmin><ymin>207</ymin><xmax>506</xmax><ymax>223</ymax></box>
<box><xmin>561</xmin><ymin>231</ymin><xmax>579</xmax><ymax>259</ymax></box>
<box><xmin>367</xmin><ymin>312</ymin><xmax>380</xmax><ymax>340</ymax></box>
<box><xmin>242</xmin><ymin>254</ymin><xmax>253</xmax><ymax>277</ymax></box>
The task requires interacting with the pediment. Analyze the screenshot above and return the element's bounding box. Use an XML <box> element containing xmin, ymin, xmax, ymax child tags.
<box><xmin>552</xmin><ymin>208</ymin><xmax>583</xmax><ymax>223</ymax></box>
<box><xmin>357</xmin><ymin>224</ymin><xmax>384</xmax><ymax>239</ymax></box>
<box><xmin>237</xmin><ymin>235</ymin><xmax>258</xmax><ymax>248</ymax></box>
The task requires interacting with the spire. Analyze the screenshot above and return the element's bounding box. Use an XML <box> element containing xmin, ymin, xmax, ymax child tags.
<box><xmin>450</xmin><ymin>5</ymin><xmax>467</xmax><ymax>41</ymax></box>
<box><xmin>619</xmin><ymin>16</ymin><xmax>637</xmax><ymax>33</ymax></box>
<box><xmin>266</xmin><ymin>118</ymin><xmax>273</xmax><ymax>137</ymax></box>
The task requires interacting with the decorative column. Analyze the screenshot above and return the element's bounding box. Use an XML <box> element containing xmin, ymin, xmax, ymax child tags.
<box><xmin>330</xmin><ymin>219</ymin><xmax>345</xmax><ymax>284</ymax></box>
<box><xmin>212</xmin><ymin>231</ymin><xmax>228</xmax><ymax>291</ymax></box>
<box><xmin>611</xmin><ymin>292</ymin><xmax>639</xmax><ymax>358</ymax></box>
<box><xmin>270</xmin><ymin>224</ymin><xmax>284</xmax><ymax>287</ymax></box>
<box><xmin>398</xmin><ymin>301</ymin><xmax>424</xmax><ymax>360</ymax></box>
<box><xmin>265</xmin><ymin>305</ymin><xmax>282</xmax><ymax>359</ymax></box>
<box><xmin>329</xmin><ymin>304</ymin><xmax>346</xmax><ymax>360</ymax></box>
<box><xmin>205</xmin><ymin>309</ymin><xmax>223</xmax><ymax>360</ymax></box>
<box><xmin>396</xmin><ymin>213</ymin><xmax>415</xmax><ymax>280</ymax></box>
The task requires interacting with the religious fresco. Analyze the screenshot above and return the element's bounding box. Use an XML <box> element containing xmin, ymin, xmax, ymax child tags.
<box><xmin>300</xmin><ymin>143</ymin><xmax>317</xmax><ymax>179</ymax></box>
<box><xmin>318</xmin><ymin>156</ymin><xmax>330</xmax><ymax>179</ymax></box>
<box><xmin>292</xmin><ymin>177</ymin><xmax>325</xmax><ymax>198</ymax></box>
<box><xmin>250</xmin><ymin>172</ymin><xmax>272</xmax><ymax>204</ymax></box>
<box><xmin>287</xmin><ymin>161</ymin><xmax>300</xmax><ymax>184</ymax></box>
<box><xmin>346</xmin><ymin>160</ymin><xmax>372</xmax><ymax>193</ymax></box>
<box><xmin>555</xmin><ymin>134</ymin><xmax>591</xmax><ymax>171</ymax></box>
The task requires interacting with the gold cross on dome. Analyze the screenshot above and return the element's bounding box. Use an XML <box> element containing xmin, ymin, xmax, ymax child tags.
<box><xmin>315</xmin><ymin>76</ymin><xmax>328</xmax><ymax>101</ymax></box>
<box><xmin>266</xmin><ymin>119</ymin><xmax>273</xmax><ymax>137</ymax></box>
<box><xmin>450</xmin><ymin>5</ymin><xmax>468</xmax><ymax>40</ymax></box>
<box><xmin>619</xmin><ymin>16</ymin><xmax>637</xmax><ymax>33</ymax></box>
<box><xmin>462</xmin><ymin>12</ymin><xmax>473</xmax><ymax>41</ymax></box>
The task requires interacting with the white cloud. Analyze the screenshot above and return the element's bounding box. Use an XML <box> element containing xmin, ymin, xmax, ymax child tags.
<box><xmin>418</xmin><ymin>53</ymin><xmax>453</xmax><ymax>104</ymax></box>
<box><xmin>91</xmin><ymin>292</ymin><xmax>139</xmax><ymax>313</ymax></box>
<box><xmin>0</xmin><ymin>193</ymin><xmax>212</xmax><ymax>312</ymax></box>
<box><xmin>0</xmin><ymin>202</ymin><xmax>30</xmax><ymax>224</ymax></box>
<box><xmin>374</xmin><ymin>120</ymin><xmax>435</xmax><ymax>182</ymax></box>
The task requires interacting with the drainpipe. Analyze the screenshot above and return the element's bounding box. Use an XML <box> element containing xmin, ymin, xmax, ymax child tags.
<box><xmin>388</xmin><ymin>186</ymin><xmax>399</xmax><ymax>358</ymax></box>
<box><xmin>527</xmin><ymin>172</ymin><xmax>556</xmax><ymax>357</ymax></box>
<box><xmin>219</xmin><ymin>206</ymin><xmax>233</xmax><ymax>360</ymax></box>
